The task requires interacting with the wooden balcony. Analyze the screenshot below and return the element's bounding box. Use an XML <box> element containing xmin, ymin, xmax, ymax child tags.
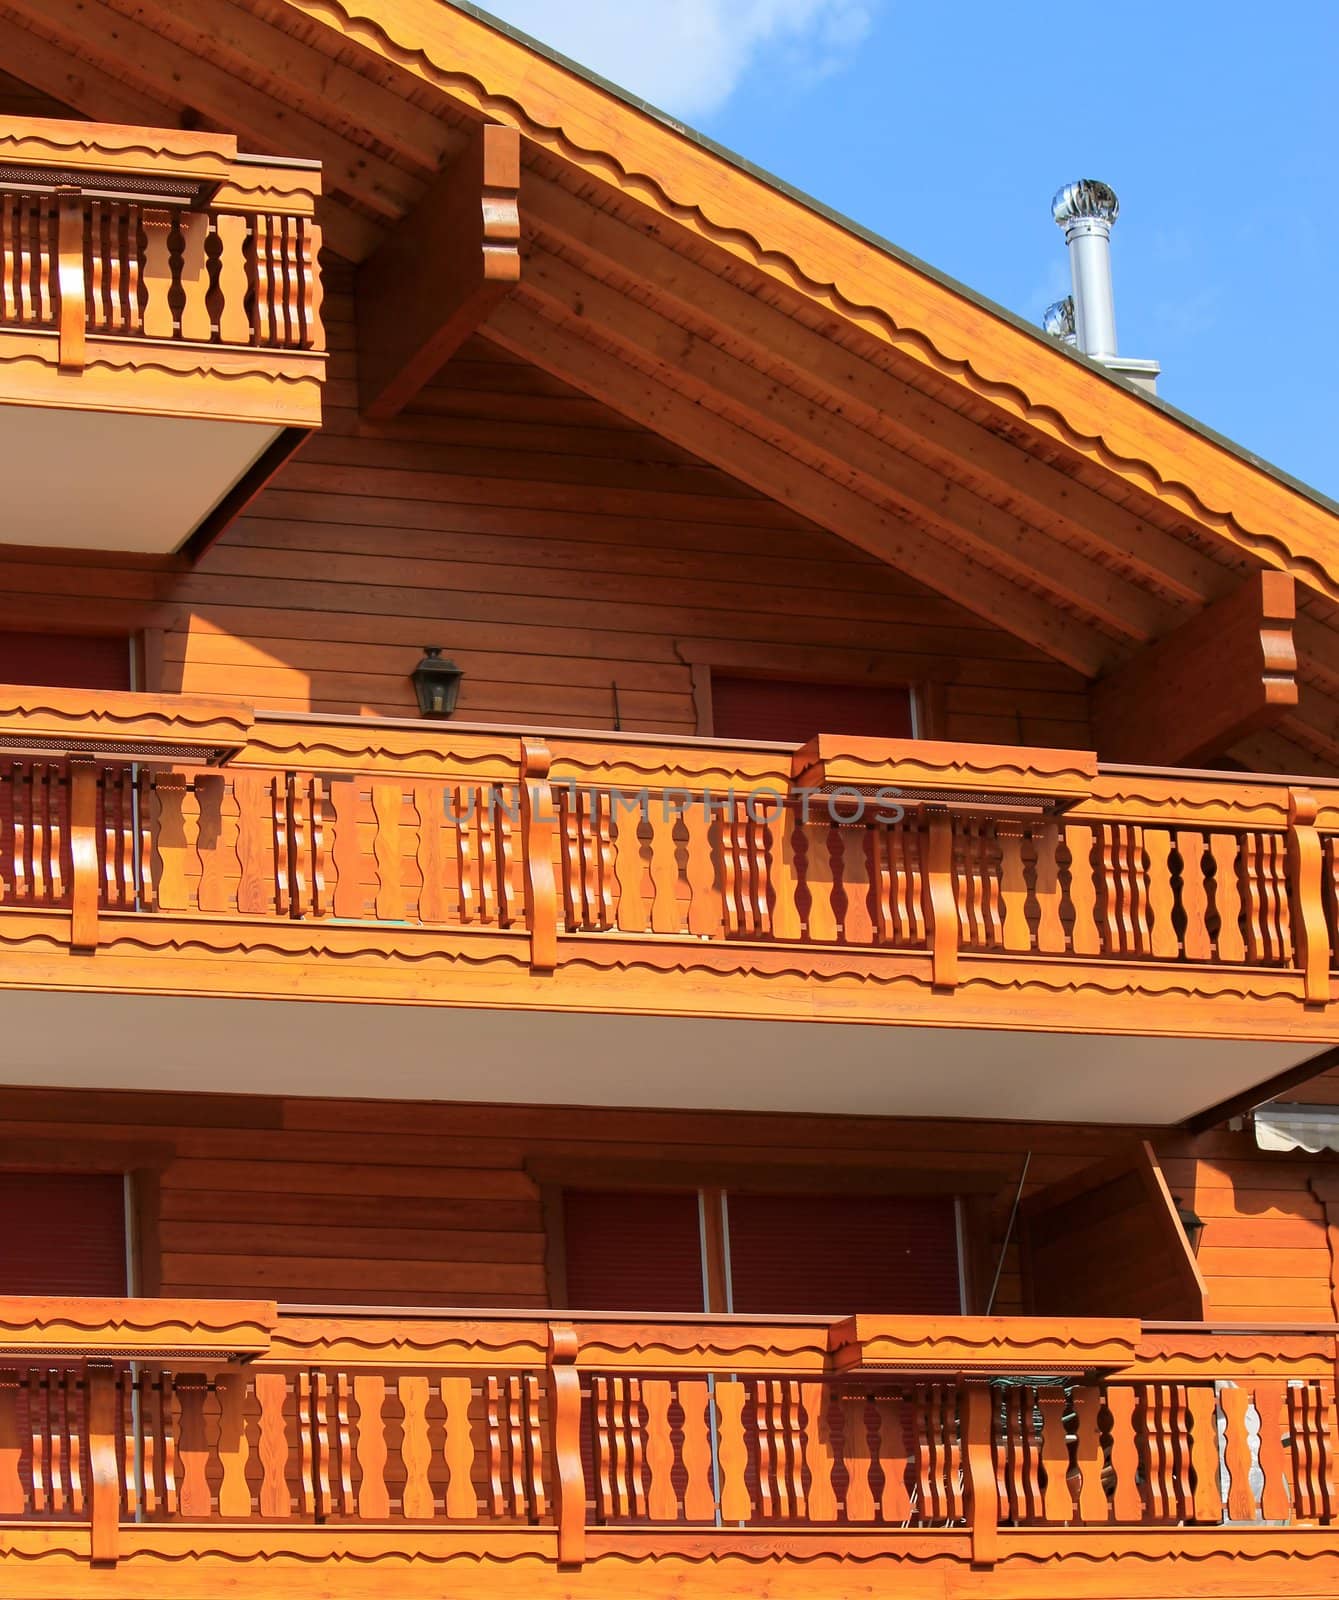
<box><xmin>0</xmin><ymin>690</ymin><xmax>1335</xmax><ymax>1120</ymax></box>
<box><xmin>0</xmin><ymin>1298</ymin><xmax>1335</xmax><ymax>1600</ymax></box>
<box><xmin>0</xmin><ymin>116</ymin><xmax>323</xmax><ymax>554</ymax></box>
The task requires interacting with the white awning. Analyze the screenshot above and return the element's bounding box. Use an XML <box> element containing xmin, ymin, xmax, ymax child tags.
<box><xmin>1255</xmin><ymin>1106</ymin><xmax>1339</xmax><ymax>1154</ymax></box>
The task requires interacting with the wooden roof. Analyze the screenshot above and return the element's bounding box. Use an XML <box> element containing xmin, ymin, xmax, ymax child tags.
<box><xmin>4</xmin><ymin>0</ymin><xmax>1339</xmax><ymax>768</ymax></box>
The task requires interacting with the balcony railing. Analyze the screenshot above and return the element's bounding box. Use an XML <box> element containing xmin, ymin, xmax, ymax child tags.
<box><xmin>0</xmin><ymin>695</ymin><xmax>1333</xmax><ymax>1034</ymax></box>
<box><xmin>0</xmin><ymin>1300</ymin><xmax>1334</xmax><ymax>1576</ymax></box>
<box><xmin>0</xmin><ymin>119</ymin><xmax>323</xmax><ymax>394</ymax></box>
<box><xmin>0</xmin><ymin>119</ymin><xmax>324</xmax><ymax>556</ymax></box>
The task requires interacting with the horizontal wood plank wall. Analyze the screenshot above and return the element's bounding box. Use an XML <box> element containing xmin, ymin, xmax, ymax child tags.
<box><xmin>0</xmin><ymin>1085</ymin><xmax>1328</xmax><ymax>1321</ymax></box>
<box><xmin>0</xmin><ymin>258</ymin><xmax>1091</xmax><ymax>747</ymax></box>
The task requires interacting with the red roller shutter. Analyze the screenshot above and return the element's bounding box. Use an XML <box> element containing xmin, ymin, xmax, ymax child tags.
<box><xmin>0</xmin><ymin>1171</ymin><xmax>128</xmax><ymax>1295</ymax></box>
<box><xmin>726</xmin><ymin>1193</ymin><xmax>961</xmax><ymax>1316</ymax></box>
<box><xmin>562</xmin><ymin>1189</ymin><xmax>704</xmax><ymax>1312</ymax></box>
<box><xmin>711</xmin><ymin>676</ymin><xmax>913</xmax><ymax>743</ymax></box>
<box><xmin>0</xmin><ymin>631</ymin><xmax>131</xmax><ymax>690</ymax></box>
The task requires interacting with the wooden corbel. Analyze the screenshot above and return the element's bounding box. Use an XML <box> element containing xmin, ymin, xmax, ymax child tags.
<box><xmin>358</xmin><ymin>122</ymin><xmax>522</xmax><ymax>420</ymax></box>
<box><xmin>1092</xmin><ymin>571</ymin><xmax>1298</xmax><ymax>764</ymax></box>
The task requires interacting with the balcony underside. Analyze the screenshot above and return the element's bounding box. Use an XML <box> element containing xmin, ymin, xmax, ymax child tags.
<box><xmin>0</xmin><ymin>981</ymin><xmax>1314</xmax><ymax>1123</ymax></box>
<box><xmin>0</xmin><ymin>396</ymin><xmax>290</xmax><ymax>553</ymax></box>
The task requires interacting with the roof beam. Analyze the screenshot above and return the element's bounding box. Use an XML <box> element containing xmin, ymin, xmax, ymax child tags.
<box><xmin>1091</xmin><ymin>571</ymin><xmax>1298</xmax><ymax>764</ymax></box>
<box><xmin>516</xmin><ymin>246</ymin><xmax>1153</xmax><ymax>651</ymax></box>
<box><xmin>487</xmin><ymin>295</ymin><xmax>1106</xmax><ymax>674</ymax></box>
<box><xmin>522</xmin><ymin>172</ymin><xmax>1227</xmax><ymax>610</ymax></box>
<box><xmin>358</xmin><ymin>122</ymin><xmax>521</xmax><ymax>421</ymax></box>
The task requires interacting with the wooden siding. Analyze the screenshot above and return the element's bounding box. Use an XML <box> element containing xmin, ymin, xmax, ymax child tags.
<box><xmin>0</xmin><ymin>259</ymin><xmax>1090</xmax><ymax>749</ymax></box>
<box><xmin>0</xmin><ymin>1085</ymin><xmax>1329</xmax><ymax>1323</ymax></box>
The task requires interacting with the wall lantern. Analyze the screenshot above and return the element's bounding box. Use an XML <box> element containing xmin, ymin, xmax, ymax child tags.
<box><xmin>1174</xmin><ymin>1198</ymin><xmax>1206</xmax><ymax>1256</ymax></box>
<box><xmin>410</xmin><ymin>647</ymin><xmax>464</xmax><ymax>719</ymax></box>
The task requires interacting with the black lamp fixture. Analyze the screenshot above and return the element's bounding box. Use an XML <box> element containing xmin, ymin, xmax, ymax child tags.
<box><xmin>1174</xmin><ymin>1197</ymin><xmax>1206</xmax><ymax>1256</ymax></box>
<box><xmin>410</xmin><ymin>646</ymin><xmax>464</xmax><ymax>719</ymax></box>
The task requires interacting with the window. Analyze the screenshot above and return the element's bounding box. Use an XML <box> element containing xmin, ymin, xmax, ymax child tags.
<box><xmin>0</xmin><ymin>1171</ymin><xmax>128</xmax><ymax>1295</ymax></box>
<box><xmin>710</xmin><ymin>674</ymin><xmax>914</xmax><ymax>743</ymax></box>
<box><xmin>559</xmin><ymin>1187</ymin><xmax>962</xmax><ymax>1315</ymax></box>
<box><xmin>0</xmin><ymin>630</ymin><xmax>131</xmax><ymax>691</ymax></box>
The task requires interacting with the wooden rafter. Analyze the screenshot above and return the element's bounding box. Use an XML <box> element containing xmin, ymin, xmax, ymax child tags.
<box><xmin>359</xmin><ymin>122</ymin><xmax>521</xmax><ymax>421</ymax></box>
<box><xmin>1091</xmin><ymin>571</ymin><xmax>1299</xmax><ymax>765</ymax></box>
<box><xmin>515</xmin><ymin>245</ymin><xmax>1159</xmax><ymax>654</ymax></box>
<box><xmin>523</xmin><ymin>172</ymin><xmax>1229</xmax><ymax>613</ymax></box>
<box><xmin>485</xmin><ymin>295</ymin><xmax>1107</xmax><ymax>673</ymax></box>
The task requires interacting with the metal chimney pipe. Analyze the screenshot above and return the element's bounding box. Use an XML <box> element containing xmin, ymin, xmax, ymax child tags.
<box><xmin>1051</xmin><ymin>179</ymin><xmax>1120</xmax><ymax>361</ymax></box>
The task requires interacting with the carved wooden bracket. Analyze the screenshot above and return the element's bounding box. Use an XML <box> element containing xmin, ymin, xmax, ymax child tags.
<box><xmin>1092</xmin><ymin>570</ymin><xmax>1298</xmax><ymax>765</ymax></box>
<box><xmin>358</xmin><ymin>121</ymin><xmax>522</xmax><ymax>420</ymax></box>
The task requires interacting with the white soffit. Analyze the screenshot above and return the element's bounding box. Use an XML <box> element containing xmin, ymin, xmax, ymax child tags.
<box><xmin>0</xmin><ymin>406</ymin><xmax>279</xmax><ymax>552</ymax></box>
<box><xmin>0</xmin><ymin>989</ymin><xmax>1316</xmax><ymax>1125</ymax></box>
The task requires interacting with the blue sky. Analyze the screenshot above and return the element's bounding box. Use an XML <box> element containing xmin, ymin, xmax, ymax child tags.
<box><xmin>486</xmin><ymin>0</ymin><xmax>1338</xmax><ymax>500</ymax></box>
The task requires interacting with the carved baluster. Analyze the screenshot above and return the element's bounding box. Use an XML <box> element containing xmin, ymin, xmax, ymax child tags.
<box><xmin>624</xmin><ymin>1376</ymin><xmax>646</xmax><ymax>1520</ymax></box>
<box><xmin>1289</xmin><ymin>1382</ymin><xmax>1336</xmax><ymax>1523</ymax></box>
<box><xmin>325</xmin><ymin>778</ymin><xmax>364</xmax><ymax>919</ymax></box>
<box><xmin>310</xmin><ymin>1371</ymin><xmax>333</xmax><ymax>1519</ymax></box>
<box><xmin>1186</xmin><ymin>1385</ymin><xmax>1222</xmax><ymax>1524</ymax></box>
<box><xmin>1070</xmin><ymin>1387</ymin><xmax>1107</xmax><ymax>1524</ymax></box>
<box><xmin>679</xmin><ymin>1379</ymin><xmax>715</xmax><ymax>1521</ymax></box>
<box><xmin>441</xmin><ymin>1375</ymin><xmax>476</xmax><ymax>1518</ymax></box>
<box><xmin>715</xmin><ymin>1379</ymin><xmax>751</xmax><ymax>1523</ymax></box>
<box><xmin>558</xmin><ymin>786</ymin><xmax>582</xmax><ymax>929</ymax></box>
<box><xmin>0</xmin><ymin>1371</ymin><xmax>21</xmax><ymax>1515</ymax></box>
<box><xmin>611</xmin><ymin>802</ymin><xmax>648</xmax><ymax>935</ymax></box>
<box><xmin>926</xmin><ymin>810</ymin><xmax>959</xmax><ymax>986</ymax></box>
<box><xmin>877</xmin><ymin>1395</ymin><xmax>912</xmax><ymax>1522</ymax></box>
<box><xmin>202</xmin><ymin>211</ymin><xmax>242</xmax><ymax>343</ymax></box>
<box><xmin>177</xmin><ymin>1374</ymin><xmax>212</xmax><ymax>1518</ymax></box>
<box><xmin>62</xmin><ymin>1370</ymin><xmax>82</xmax><ymax>1515</ymax></box>
<box><xmin>487</xmin><ymin>1375</ymin><xmax>507</xmax><ymax>1517</ymax></box>
<box><xmin>1218</xmin><ymin>1384</ymin><xmax>1256</xmax><ymax>1521</ymax></box>
<box><xmin>1105</xmin><ymin>1386</ymin><xmax>1142</xmax><ymax>1521</ymax></box>
<box><xmin>913</xmin><ymin>1387</ymin><xmax>939</xmax><ymax>1522</ymax></box>
<box><xmin>351</xmin><ymin>1375</ymin><xmax>388</xmax><ymax>1519</ymax></box>
<box><xmin>1064</xmin><ymin>823</ymin><xmax>1100</xmax><ymax>955</ymax></box>
<box><xmin>250</xmin><ymin>214</ymin><xmax>276</xmax><ymax>345</ymax></box>
<box><xmin>1174</xmin><ymin>830</ymin><xmax>1212</xmax><ymax>960</ymax></box>
<box><xmin>1209</xmin><ymin>833</ymin><xmax>1246</xmax><ymax>961</ymax></box>
<box><xmin>642</xmin><ymin>1378</ymin><xmax>676</xmax><ymax>1520</ymax></box>
<box><xmin>754</xmin><ymin>1380</ymin><xmax>777</xmax><ymax>1518</ymax></box>
<box><xmin>215</xmin><ymin>1371</ymin><xmax>251</xmax><ymax>1519</ymax></box>
<box><xmin>494</xmin><ymin>788</ymin><xmax>518</xmax><ymax>927</ymax></box>
<box><xmin>398</xmin><ymin>1375</ymin><xmax>434</xmax><ymax>1518</ymax></box>
<box><xmin>903</xmin><ymin>822</ymin><xmax>928</xmax><ymax>945</ymax></box>
<box><xmin>841</xmin><ymin>1395</ymin><xmax>875</xmax><ymax>1522</ymax></box>
<box><xmin>1037</xmin><ymin>1387</ymin><xmax>1071</xmax><ymax>1523</ymax></box>
<box><xmin>646</xmin><ymin>797</ymin><xmax>682</xmax><ymax>934</ymax></box>
<box><xmin>364</xmin><ymin>783</ymin><xmax>401</xmax><ymax>921</ymax></box>
<box><xmin>233</xmin><ymin>772</ymin><xmax>276</xmax><ymax>915</ymax></box>
<box><xmin>178</xmin><ymin>210</ymin><xmax>211</xmax><ymax>341</ymax></box>
<box><xmin>1146</xmin><ymin>830</ymin><xmax>1180</xmax><ymax>959</ymax></box>
<box><xmin>297</xmin><ymin>1371</ymin><xmax>316</xmax><ymax>1516</ymax></box>
<box><xmin>1254</xmin><ymin>1383</ymin><xmax>1291</xmax><ymax>1523</ymax></box>
<box><xmin>157</xmin><ymin>1372</ymin><xmax>178</xmax><ymax>1515</ymax></box>
<box><xmin>796</xmin><ymin>1383</ymin><xmax>835</xmax><ymax>1523</ymax></box>
<box><xmin>255</xmin><ymin>1372</ymin><xmax>292</xmax><ymax>1518</ymax></box>
<box><xmin>523</xmin><ymin>1373</ymin><xmax>547</xmax><ymax>1521</ymax></box>
<box><xmin>998</xmin><ymin>822</ymin><xmax>1031</xmax><ymax>952</ymax></box>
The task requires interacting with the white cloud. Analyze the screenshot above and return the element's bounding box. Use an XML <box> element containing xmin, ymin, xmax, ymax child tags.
<box><xmin>482</xmin><ymin>0</ymin><xmax>875</xmax><ymax>119</ymax></box>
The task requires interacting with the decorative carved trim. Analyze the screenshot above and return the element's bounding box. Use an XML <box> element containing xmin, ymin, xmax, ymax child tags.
<box><xmin>0</xmin><ymin>1296</ymin><xmax>275</xmax><ymax>1358</ymax></box>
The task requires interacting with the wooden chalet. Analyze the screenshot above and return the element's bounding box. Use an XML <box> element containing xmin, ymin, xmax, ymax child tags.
<box><xmin>0</xmin><ymin>4</ymin><xmax>1338</xmax><ymax>1598</ymax></box>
